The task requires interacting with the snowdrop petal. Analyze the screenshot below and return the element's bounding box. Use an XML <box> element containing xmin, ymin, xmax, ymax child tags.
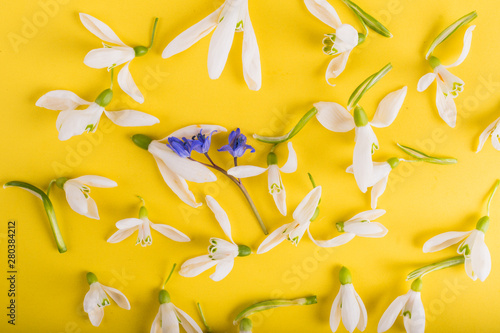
<box><xmin>107</xmin><ymin>227</ymin><xmax>138</xmax><ymax>243</ymax></box>
<box><xmin>464</xmin><ymin>257</ymin><xmax>475</xmax><ymax>281</ymax></box>
<box><xmin>353</xmin><ymin>126</ymin><xmax>374</xmax><ymax>193</ymax></box>
<box><xmin>83</xmin><ymin>196</ymin><xmax>100</xmax><ymax>220</ymax></box>
<box><xmin>150</xmin><ymin>223</ymin><xmax>190</xmax><ymax>242</ymax></box>
<box><xmin>88</xmin><ymin>307</ymin><xmax>104</xmax><ymax>327</ymax></box>
<box><xmin>378</xmin><ymin>293</ymin><xmax>410</xmax><ymax>332</ymax></box>
<box><xmin>179</xmin><ymin>255</ymin><xmax>218</xmax><ymax>277</ymax></box>
<box><xmin>64</xmin><ymin>182</ymin><xmax>88</xmax><ymax>215</ymax></box>
<box><xmin>56</xmin><ymin>105</ymin><xmax>104</xmax><ymax>141</ymax></box>
<box><xmin>242</xmin><ymin>12</ymin><xmax>261</xmax><ymax>91</ymax></box>
<box><xmin>353</xmin><ymin>288</ymin><xmax>368</xmax><ymax>331</ymax></box>
<box><xmin>371</xmin><ymin>87</ymin><xmax>407</xmax><ymax>128</ymax></box>
<box><xmin>104</xmin><ymin>110</ymin><xmax>159</xmax><ymax>127</ymax></box>
<box><xmin>272</xmin><ymin>186</ymin><xmax>287</xmax><ymax>216</ymax></box>
<box><xmin>257</xmin><ymin>223</ymin><xmax>290</xmax><ymax>254</ymax></box>
<box><xmin>315</xmin><ymin>102</ymin><xmax>355</xmax><ymax>132</ymax></box>
<box><xmin>423</xmin><ymin>231</ymin><xmax>471</xmax><ymax>253</ymax></box>
<box><xmin>162</xmin><ymin>303</ymin><xmax>180</xmax><ymax>333</ymax></box>
<box><xmin>150</xmin><ymin>310</ymin><xmax>161</xmax><ymax>333</ymax></box>
<box><xmin>471</xmin><ymin>231</ymin><xmax>491</xmax><ymax>282</ymax></box>
<box><xmin>325</xmin><ymin>51</ymin><xmax>351</xmax><ymax>85</ymax></box>
<box><xmin>436</xmin><ymin>87</ymin><xmax>457</xmax><ymax>128</ymax></box>
<box><xmin>308</xmin><ymin>229</ymin><xmax>355</xmax><ymax>247</ymax></box>
<box><xmin>73</xmin><ymin>175</ymin><xmax>117</xmax><ymax>188</ymax></box>
<box><xmin>371</xmin><ymin>176</ymin><xmax>389</xmax><ymax>209</ymax></box>
<box><xmin>444</xmin><ymin>25</ymin><xmax>475</xmax><ymax>68</ymax></box>
<box><xmin>117</xmin><ymin>62</ymin><xmax>144</xmax><ymax>104</ymax></box>
<box><xmin>227</xmin><ymin>165</ymin><xmax>268</xmax><ymax>178</ymax></box>
<box><xmin>491</xmin><ymin>129</ymin><xmax>500</xmax><ymax>151</ymax></box>
<box><xmin>344</xmin><ymin>221</ymin><xmax>388</xmax><ymax>237</ymax></box>
<box><xmin>341</xmin><ymin>284</ymin><xmax>361</xmax><ymax>333</ymax></box>
<box><xmin>293</xmin><ymin>186</ymin><xmax>322</xmax><ymax>222</ymax></box>
<box><xmin>210</xmin><ymin>259</ymin><xmax>234</xmax><ymax>281</ymax></box>
<box><xmin>348</xmin><ymin>209</ymin><xmax>386</xmax><ymax>222</ymax></box>
<box><xmin>404</xmin><ymin>292</ymin><xmax>425</xmax><ymax>333</ymax></box>
<box><xmin>329</xmin><ymin>287</ymin><xmax>342</xmax><ymax>332</ymax></box>
<box><xmin>207</xmin><ymin>1</ymin><xmax>240</xmax><ymax>79</ymax></box>
<box><xmin>172</xmin><ymin>305</ymin><xmax>204</xmax><ymax>333</ymax></box>
<box><xmin>165</xmin><ymin>125</ymin><xmax>227</xmax><ymax>140</ymax></box>
<box><xmin>280</xmin><ymin>142</ymin><xmax>298</xmax><ymax>173</ymax></box>
<box><xmin>36</xmin><ymin>90</ymin><xmax>91</xmax><ymax>111</ymax></box>
<box><xmin>477</xmin><ymin>117</ymin><xmax>500</xmax><ymax>152</ymax></box>
<box><xmin>205</xmin><ymin>195</ymin><xmax>234</xmax><ymax>243</ymax></box>
<box><xmin>84</xmin><ymin>47</ymin><xmax>135</xmax><ymax>69</ymax></box>
<box><xmin>101</xmin><ymin>285</ymin><xmax>130</xmax><ymax>310</ymax></box>
<box><xmin>79</xmin><ymin>13</ymin><xmax>126</xmax><ymax>46</ymax></box>
<box><xmin>304</xmin><ymin>0</ymin><xmax>342</xmax><ymax>29</ymax></box>
<box><xmin>417</xmin><ymin>73</ymin><xmax>436</xmax><ymax>92</ymax></box>
<box><xmin>162</xmin><ymin>6</ymin><xmax>222</xmax><ymax>59</ymax></box>
<box><xmin>115</xmin><ymin>218</ymin><xmax>143</xmax><ymax>229</ymax></box>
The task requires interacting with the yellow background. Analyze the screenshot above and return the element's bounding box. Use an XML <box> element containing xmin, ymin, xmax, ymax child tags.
<box><xmin>0</xmin><ymin>0</ymin><xmax>498</xmax><ymax>332</ymax></box>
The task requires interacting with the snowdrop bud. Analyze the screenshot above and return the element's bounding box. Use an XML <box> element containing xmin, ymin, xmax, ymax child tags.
<box><xmin>158</xmin><ymin>289</ymin><xmax>171</xmax><ymax>304</ymax></box>
<box><xmin>476</xmin><ymin>216</ymin><xmax>490</xmax><ymax>233</ymax></box>
<box><xmin>238</xmin><ymin>245</ymin><xmax>251</xmax><ymax>257</ymax></box>
<box><xmin>239</xmin><ymin>318</ymin><xmax>252</xmax><ymax>331</ymax></box>
<box><xmin>139</xmin><ymin>206</ymin><xmax>148</xmax><ymax>219</ymax></box>
<box><xmin>353</xmin><ymin>106</ymin><xmax>368</xmax><ymax>127</ymax></box>
<box><xmin>95</xmin><ymin>89</ymin><xmax>113</xmax><ymax>107</ymax></box>
<box><xmin>267</xmin><ymin>152</ymin><xmax>278</xmax><ymax>166</ymax></box>
<box><xmin>310</xmin><ymin>207</ymin><xmax>320</xmax><ymax>222</ymax></box>
<box><xmin>55</xmin><ymin>177</ymin><xmax>68</xmax><ymax>189</ymax></box>
<box><xmin>428</xmin><ymin>56</ymin><xmax>441</xmax><ymax>69</ymax></box>
<box><xmin>134</xmin><ymin>46</ymin><xmax>148</xmax><ymax>57</ymax></box>
<box><xmin>86</xmin><ymin>272</ymin><xmax>98</xmax><ymax>285</ymax></box>
<box><xmin>339</xmin><ymin>266</ymin><xmax>352</xmax><ymax>285</ymax></box>
<box><xmin>411</xmin><ymin>278</ymin><xmax>423</xmax><ymax>292</ymax></box>
<box><xmin>132</xmin><ymin>134</ymin><xmax>153</xmax><ymax>150</ymax></box>
<box><xmin>387</xmin><ymin>157</ymin><xmax>400</xmax><ymax>169</ymax></box>
<box><xmin>336</xmin><ymin>222</ymin><xmax>345</xmax><ymax>232</ymax></box>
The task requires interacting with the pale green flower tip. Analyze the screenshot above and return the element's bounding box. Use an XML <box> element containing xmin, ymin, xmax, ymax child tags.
<box><xmin>134</xmin><ymin>45</ymin><xmax>148</xmax><ymax>57</ymax></box>
<box><xmin>411</xmin><ymin>278</ymin><xmax>423</xmax><ymax>292</ymax></box>
<box><xmin>55</xmin><ymin>177</ymin><xmax>68</xmax><ymax>189</ymax></box>
<box><xmin>303</xmin><ymin>295</ymin><xmax>318</xmax><ymax>305</ymax></box>
<box><xmin>95</xmin><ymin>88</ymin><xmax>113</xmax><ymax>107</ymax></box>
<box><xmin>429</xmin><ymin>56</ymin><xmax>441</xmax><ymax>69</ymax></box>
<box><xmin>310</xmin><ymin>207</ymin><xmax>320</xmax><ymax>222</ymax></box>
<box><xmin>158</xmin><ymin>289</ymin><xmax>171</xmax><ymax>304</ymax></box>
<box><xmin>336</xmin><ymin>221</ymin><xmax>345</xmax><ymax>233</ymax></box>
<box><xmin>86</xmin><ymin>272</ymin><xmax>98</xmax><ymax>285</ymax></box>
<box><xmin>387</xmin><ymin>157</ymin><xmax>400</xmax><ymax>169</ymax></box>
<box><xmin>476</xmin><ymin>216</ymin><xmax>490</xmax><ymax>233</ymax></box>
<box><xmin>339</xmin><ymin>266</ymin><xmax>352</xmax><ymax>285</ymax></box>
<box><xmin>239</xmin><ymin>318</ymin><xmax>252</xmax><ymax>331</ymax></box>
<box><xmin>267</xmin><ymin>152</ymin><xmax>278</xmax><ymax>166</ymax></box>
<box><xmin>357</xmin><ymin>33</ymin><xmax>366</xmax><ymax>45</ymax></box>
<box><xmin>132</xmin><ymin>134</ymin><xmax>153</xmax><ymax>150</ymax></box>
<box><xmin>238</xmin><ymin>245</ymin><xmax>251</xmax><ymax>257</ymax></box>
<box><xmin>353</xmin><ymin>106</ymin><xmax>368</xmax><ymax>127</ymax></box>
<box><xmin>139</xmin><ymin>205</ymin><xmax>148</xmax><ymax>219</ymax></box>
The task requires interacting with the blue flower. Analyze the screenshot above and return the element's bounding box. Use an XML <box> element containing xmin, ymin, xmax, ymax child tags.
<box><xmin>167</xmin><ymin>137</ymin><xmax>193</xmax><ymax>158</ymax></box>
<box><xmin>218</xmin><ymin>128</ymin><xmax>255</xmax><ymax>158</ymax></box>
<box><xmin>191</xmin><ymin>130</ymin><xmax>215</xmax><ymax>154</ymax></box>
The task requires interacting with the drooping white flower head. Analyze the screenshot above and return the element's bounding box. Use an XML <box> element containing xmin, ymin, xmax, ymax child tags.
<box><xmin>80</xmin><ymin>13</ymin><xmax>153</xmax><ymax>103</ymax></box>
<box><xmin>378</xmin><ymin>279</ymin><xmax>425</xmax><ymax>333</ymax></box>
<box><xmin>179</xmin><ymin>195</ymin><xmax>251</xmax><ymax>281</ymax></box>
<box><xmin>330</xmin><ymin>267</ymin><xmax>367</xmax><ymax>333</ymax></box>
<box><xmin>257</xmin><ymin>186</ymin><xmax>322</xmax><ymax>254</ymax></box>
<box><xmin>59</xmin><ymin>175</ymin><xmax>117</xmax><ymax>220</ymax></box>
<box><xmin>107</xmin><ymin>200</ymin><xmax>190</xmax><ymax>246</ymax></box>
<box><xmin>227</xmin><ymin>142</ymin><xmax>298</xmax><ymax>215</ymax></box>
<box><xmin>36</xmin><ymin>90</ymin><xmax>159</xmax><ymax>141</ymax></box>
<box><xmin>315</xmin><ymin>87</ymin><xmax>407</xmax><ymax>192</ymax></box>
<box><xmin>162</xmin><ymin>0</ymin><xmax>261</xmax><ymax>90</ymax></box>
<box><xmin>308</xmin><ymin>209</ymin><xmax>387</xmax><ymax>248</ymax></box>
<box><xmin>84</xmin><ymin>272</ymin><xmax>130</xmax><ymax>327</ymax></box>
<box><xmin>151</xmin><ymin>289</ymin><xmax>203</xmax><ymax>333</ymax></box>
<box><xmin>417</xmin><ymin>25</ymin><xmax>475</xmax><ymax>128</ymax></box>
<box><xmin>476</xmin><ymin>116</ymin><xmax>500</xmax><ymax>153</ymax></box>
<box><xmin>304</xmin><ymin>0</ymin><xmax>359</xmax><ymax>85</ymax></box>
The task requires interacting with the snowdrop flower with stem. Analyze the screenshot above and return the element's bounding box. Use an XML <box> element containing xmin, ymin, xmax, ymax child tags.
<box><xmin>422</xmin><ymin>180</ymin><xmax>499</xmax><ymax>282</ymax></box>
<box><xmin>227</xmin><ymin>142</ymin><xmax>297</xmax><ymax>216</ymax></box>
<box><xmin>36</xmin><ymin>71</ymin><xmax>159</xmax><ymax>141</ymax></box>
<box><xmin>179</xmin><ymin>195</ymin><xmax>252</xmax><ymax>281</ymax></box>
<box><xmin>417</xmin><ymin>11</ymin><xmax>477</xmax><ymax>128</ymax></box>
<box><xmin>308</xmin><ymin>210</ymin><xmax>387</xmax><ymax>248</ymax></box>
<box><xmin>162</xmin><ymin>0</ymin><xmax>261</xmax><ymax>90</ymax></box>
<box><xmin>80</xmin><ymin>13</ymin><xmax>160</xmax><ymax>103</ymax></box>
<box><xmin>304</xmin><ymin>0</ymin><xmax>391</xmax><ymax>85</ymax></box>
<box><xmin>476</xmin><ymin>115</ymin><xmax>500</xmax><ymax>152</ymax></box>
<box><xmin>330</xmin><ymin>267</ymin><xmax>367</xmax><ymax>333</ymax></box>
<box><xmin>151</xmin><ymin>264</ymin><xmax>203</xmax><ymax>333</ymax></box>
<box><xmin>378</xmin><ymin>278</ymin><xmax>425</xmax><ymax>333</ymax></box>
<box><xmin>107</xmin><ymin>196</ymin><xmax>190</xmax><ymax>246</ymax></box>
<box><xmin>84</xmin><ymin>272</ymin><xmax>130</xmax><ymax>327</ymax></box>
<box><xmin>239</xmin><ymin>318</ymin><xmax>253</xmax><ymax>333</ymax></box>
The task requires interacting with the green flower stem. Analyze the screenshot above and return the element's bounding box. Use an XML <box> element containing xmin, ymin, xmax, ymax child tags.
<box><xmin>4</xmin><ymin>181</ymin><xmax>67</xmax><ymax>253</ymax></box>
<box><xmin>46</xmin><ymin>179</ymin><xmax>56</xmax><ymax>196</ymax></box>
<box><xmin>397</xmin><ymin>143</ymin><xmax>457</xmax><ymax>164</ymax></box>
<box><xmin>148</xmin><ymin>18</ymin><xmax>159</xmax><ymax>50</ymax></box>
<box><xmin>340</xmin><ymin>0</ymin><xmax>392</xmax><ymax>37</ymax></box>
<box><xmin>197</xmin><ymin>303</ymin><xmax>212</xmax><ymax>333</ymax></box>
<box><xmin>487</xmin><ymin>179</ymin><xmax>500</xmax><ymax>216</ymax></box>
<box><xmin>406</xmin><ymin>256</ymin><xmax>464</xmax><ymax>281</ymax></box>
<box><xmin>348</xmin><ymin>63</ymin><xmax>392</xmax><ymax>110</ymax></box>
<box><xmin>233</xmin><ymin>296</ymin><xmax>317</xmax><ymax>324</ymax></box>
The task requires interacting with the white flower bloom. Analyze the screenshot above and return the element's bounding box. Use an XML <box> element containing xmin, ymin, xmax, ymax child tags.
<box><xmin>151</xmin><ymin>297</ymin><xmax>203</xmax><ymax>333</ymax></box>
<box><xmin>304</xmin><ymin>0</ymin><xmax>359</xmax><ymax>85</ymax></box>
<box><xmin>417</xmin><ymin>26</ymin><xmax>475</xmax><ymax>128</ymax></box>
<box><xmin>308</xmin><ymin>209</ymin><xmax>387</xmax><ymax>248</ymax></box>
<box><xmin>107</xmin><ymin>204</ymin><xmax>190</xmax><ymax>246</ymax></box>
<box><xmin>61</xmin><ymin>175</ymin><xmax>117</xmax><ymax>220</ymax></box>
<box><xmin>257</xmin><ymin>186</ymin><xmax>322</xmax><ymax>254</ymax></box>
<box><xmin>36</xmin><ymin>90</ymin><xmax>159</xmax><ymax>141</ymax></box>
<box><xmin>423</xmin><ymin>221</ymin><xmax>491</xmax><ymax>282</ymax></box>
<box><xmin>315</xmin><ymin>87</ymin><xmax>407</xmax><ymax>192</ymax></box>
<box><xmin>162</xmin><ymin>0</ymin><xmax>261</xmax><ymax>90</ymax></box>
<box><xmin>80</xmin><ymin>13</ymin><xmax>146</xmax><ymax>103</ymax></box>
<box><xmin>179</xmin><ymin>195</ymin><xmax>251</xmax><ymax>281</ymax></box>
<box><xmin>331</xmin><ymin>267</ymin><xmax>367</xmax><ymax>333</ymax></box>
<box><xmin>84</xmin><ymin>273</ymin><xmax>130</xmax><ymax>327</ymax></box>
<box><xmin>227</xmin><ymin>142</ymin><xmax>297</xmax><ymax>216</ymax></box>
<box><xmin>476</xmin><ymin>116</ymin><xmax>500</xmax><ymax>152</ymax></box>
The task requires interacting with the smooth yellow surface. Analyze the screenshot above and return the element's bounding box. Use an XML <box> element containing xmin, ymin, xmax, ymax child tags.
<box><xmin>0</xmin><ymin>0</ymin><xmax>499</xmax><ymax>332</ymax></box>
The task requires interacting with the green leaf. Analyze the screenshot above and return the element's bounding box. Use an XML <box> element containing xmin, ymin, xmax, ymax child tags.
<box><xmin>348</xmin><ymin>63</ymin><xmax>392</xmax><ymax>109</ymax></box>
<box><xmin>341</xmin><ymin>0</ymin><xmax>392</xmax><ymax>38</ymax></box>
<box><xmin>425</xmin><ymin>11</ymin><xmax>477</xmax><ymax>59</ymax></box>
<box><xmin>253</xmin><ymin>107</ymin><xmax>318</xmax><ymax>144</ymax></box>
<box><xmin>397</xmin><ymin>143</ymin><xmax>457</xmax><ymax>164</ymax></box>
